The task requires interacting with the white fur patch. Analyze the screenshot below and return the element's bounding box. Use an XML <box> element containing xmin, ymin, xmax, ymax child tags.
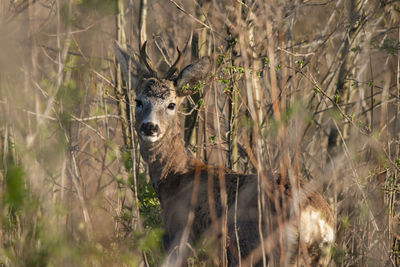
<box><xmin>140</xmin><ymin>132</ymin><xmax>160</xmax><ymax>142</ymax></box>
<box><xmin>299</xmin><ymin>207</ymin><xmax>334</xmax><ymax>246</ymax></box>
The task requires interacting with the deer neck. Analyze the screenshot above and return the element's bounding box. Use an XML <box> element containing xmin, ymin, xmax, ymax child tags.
<box><xmin>139</xmin><ymin>126</ymin><xmax>194</xmax><ymax>184</ymax></box>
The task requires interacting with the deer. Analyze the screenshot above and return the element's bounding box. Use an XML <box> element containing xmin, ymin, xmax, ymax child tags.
<box><xmin>113</xmin><ymin>39</ymin><xmax>334</xmax><ymax>266</ymax></box>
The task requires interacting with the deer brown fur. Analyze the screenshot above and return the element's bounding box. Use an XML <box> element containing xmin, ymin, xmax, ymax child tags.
<box><xmin>114</xmin><ymin>40</ymin><xmax>334</xmax><ymax>266</ymax></box>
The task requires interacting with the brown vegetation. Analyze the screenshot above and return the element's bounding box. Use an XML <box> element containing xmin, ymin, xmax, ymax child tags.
<box><xmin>0</xmin><ymin>0</ymin><xmax>399</xmax><ymax>266</ymax></box>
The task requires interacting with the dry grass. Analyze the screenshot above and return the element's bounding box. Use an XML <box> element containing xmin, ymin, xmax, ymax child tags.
<box><xmin>0</xmin><ymin>0</ymin><xmax>399</xmax><ymax>266</ymax></box>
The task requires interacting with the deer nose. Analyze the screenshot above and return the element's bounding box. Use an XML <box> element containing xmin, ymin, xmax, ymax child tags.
<box><xmin>140</xmin><ymin>122</ymin><xmax>160</xmax><ymax>136</ymax></box>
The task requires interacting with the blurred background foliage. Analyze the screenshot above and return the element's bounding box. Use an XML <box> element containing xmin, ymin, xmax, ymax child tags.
<box><xmin>0</xmin><ymin>0</ymin><xmax>400</xmax><ymax>266</ymax></box>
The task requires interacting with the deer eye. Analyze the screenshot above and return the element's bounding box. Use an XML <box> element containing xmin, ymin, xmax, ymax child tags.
<box><xmin>167</xmin><ymin>103</ymin><xmax>176</xmax><ymax>110</ymax></box>
<box><xmin>135</xmin><ymin>99</ymin><xmax>143</xmax><ymax>108</ymax></box>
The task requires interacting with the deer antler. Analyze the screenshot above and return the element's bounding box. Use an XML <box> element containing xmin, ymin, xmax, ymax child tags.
<box><xmin>165</xmin><ymin>47</ymin><xmax>183</xmax><ymax>80</ymax></box>
<box><xmin>164</xmin><ymin>33</ymin><xmax>192</xmax><ymax>80</ymax></box>
<box><xmin>140</xmin><ymin>41</ymin><xmax>157</xmax><ymax>77</ymax></box>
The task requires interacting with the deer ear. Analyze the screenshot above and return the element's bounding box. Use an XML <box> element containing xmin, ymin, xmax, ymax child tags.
<box><xmin>175</xmin><ymin>56</ymin><xmax>211</xmax><ymax>96</ymax></box>
<box><xmin>113</xmin><ymin>41</ymin><xmax>141</xmax><ymax>90</ymax></box>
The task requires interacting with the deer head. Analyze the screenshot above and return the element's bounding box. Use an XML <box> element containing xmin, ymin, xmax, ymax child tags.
<box><xmin>113</xmin><ymin>40</ymin><xmax>211</xmax><ymax>144</ymax></box>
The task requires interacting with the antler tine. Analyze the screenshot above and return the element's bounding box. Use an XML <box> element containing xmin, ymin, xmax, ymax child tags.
<box><xmin>165</xmin><ymin>47</ymin><xmax>183</xmax><ymax>80</ymax></box>
<box><xmin>140</xmin><ymin>41</ymin><xmax>157</xmax><ymax>77</ymax></box>
<box><xmin>164</xmin><ymin>33</ymin><xmax>192</xmax><ymax>80</ymax></box>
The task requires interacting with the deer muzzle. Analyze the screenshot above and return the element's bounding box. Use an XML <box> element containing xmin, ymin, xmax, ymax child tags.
<box><xmin>139</xmin><ymin>122</ymin><xmax>161</xmax><ymax>142</ymax></box>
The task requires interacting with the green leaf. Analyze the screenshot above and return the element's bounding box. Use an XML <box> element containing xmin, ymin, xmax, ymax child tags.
<box><xmin>4</xmin><ymin>165</ymin><xmax>25</xmax><ymax>209</ymax></box>
<box><xmin>263</xmin><ymin>57</ymin><xmax>269</xmax><ymax>66</ymax></box>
